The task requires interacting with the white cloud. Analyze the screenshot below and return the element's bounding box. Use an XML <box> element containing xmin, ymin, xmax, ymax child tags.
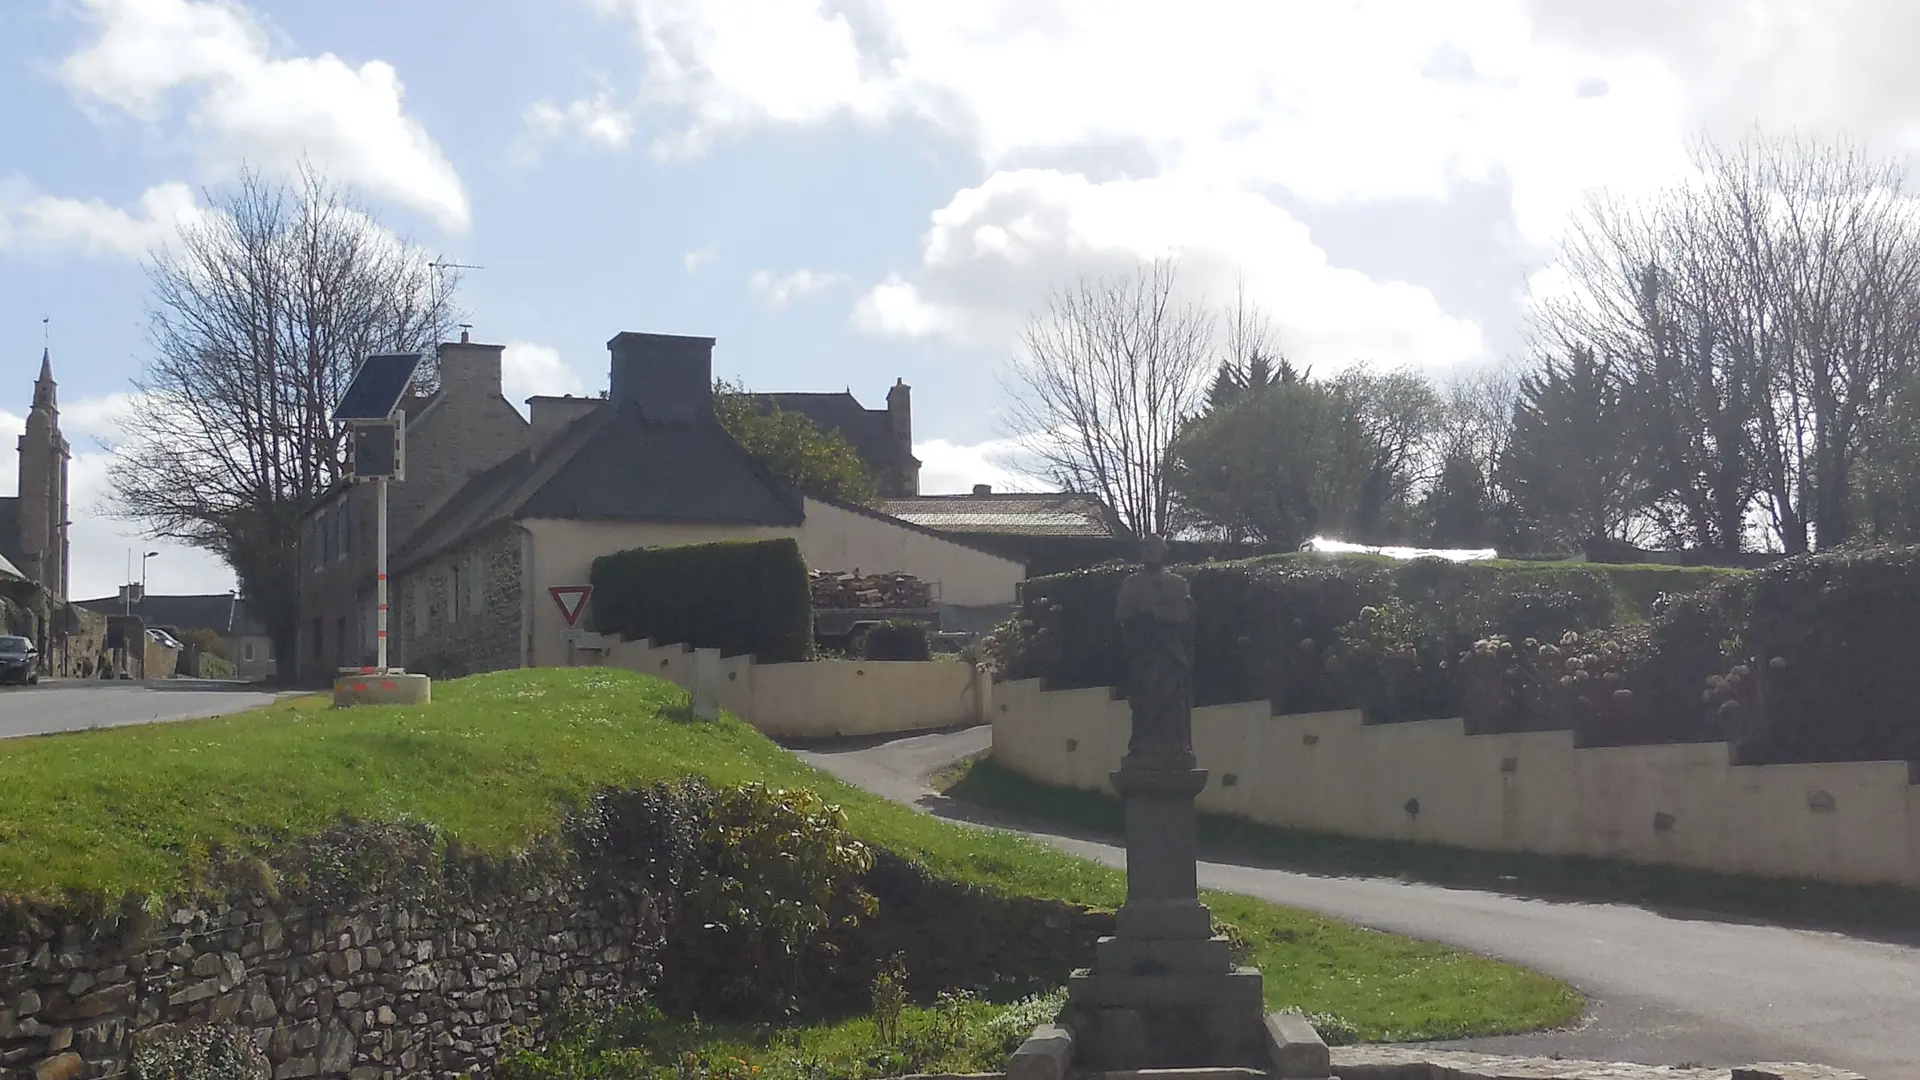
<box><xmin>501</xmin><ymin>341</ymin><xmax>588</xmax><ymax>414</ymax></box>
<box><xmin>748</xmin><ymin>267</ymin><xmax>852</xmax><ymax>310</ymax></box>
<box><xmin>913</xmin><ymin>436</ymin><xmax>1047</xmax><ymax>495</ymax></box>
<box><xmin>0</xmin><ymin>179</ymin><xmax>204</xmax><ymax>260</ymax></box>
<box><xmin>683</xmin><ymin>246</ymin><xmax>718</xmax><ymax>272</ymax></box>
<box><xmin>522</xmin><ymin>91</ymin><xmax>637</xmax><ymax>153</ymax></box>
<box><xmin>0</xmin><ymin>402</ymin><xmax>236</xmax><ymax>601</ymax></box>
<box><xmin>595</xmin><ymin>2</ymin><xmax>1699</xmax><ymax>237</ymax></box>
<box><xmin>60</xmin><ymin>0</ymin><xmax>469</xmax><ymax>231</ymax></box>
<box><xmin>852</xmin><ymin>169</ymin><xmax>1487</xmax><ymax>371</ymax></box>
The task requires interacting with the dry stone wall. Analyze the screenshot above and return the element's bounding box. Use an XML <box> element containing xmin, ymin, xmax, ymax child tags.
<box><xmin>0</xmin><ymin>868</ymin><xmax>661</xmax><ymax>1080</ymax></box>
<box><xmin>398</xmin><ymin>524</ymin><xmax>524</xmax><ymax>678</ymax></box>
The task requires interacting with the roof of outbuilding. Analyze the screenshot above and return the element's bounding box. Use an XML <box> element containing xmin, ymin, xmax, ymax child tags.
<box><xmin>73</xmin><ymin>592</ymin><xmax>264</xmax><ymax>636</ymax></box>
<box><xmin>877</xmin><ymin>492</ymin><xmax>1123</xmax><ymax>538</ymax></box>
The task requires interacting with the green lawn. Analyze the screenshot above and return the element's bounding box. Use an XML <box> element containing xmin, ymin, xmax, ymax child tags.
<box><xmin>944</xmin><ymin>756</ymin><xmax>1920</xmax><ymax>934</ymax></box>
<box><xmin>0</xmin><ymin>668</ymin><xmax>1579</xmax><ymax>1043</ymax></box>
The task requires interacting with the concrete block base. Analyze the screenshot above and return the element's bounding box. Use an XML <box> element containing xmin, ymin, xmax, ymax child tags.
<box><xmin>1063</xmin><ymin>966</ymin><xmax>1267</xmax><ymax>1071</ymax></box>
<box><xmin>332</xmin><ymin>672</ymin><xmax>431</xmax><ymax>708</ymax></box>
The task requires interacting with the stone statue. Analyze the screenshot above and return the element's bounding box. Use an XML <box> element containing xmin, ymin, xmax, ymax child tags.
<box><xmin>1114</xmin><ymin>535</ymin><xmax>1194</xmax><ymax>757</ymax></box>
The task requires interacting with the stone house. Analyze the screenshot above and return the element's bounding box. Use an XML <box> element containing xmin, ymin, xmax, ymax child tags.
<box><xmin>382</xmin><ymin>331</ymin><xmax>1025</xmax><ymax>676</ymax></box>
<box><xmin>752</xmin><ymin>381</ymin><xmax>920</xmax><ymax>496</ymax></box>
<box><xmin>294</xmin><ymin>338</ymin><xmax>530</xmax><ymax>680</ymax></box>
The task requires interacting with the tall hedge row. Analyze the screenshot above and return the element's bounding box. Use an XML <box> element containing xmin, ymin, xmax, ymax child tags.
<box><xmin>990</xmin><ymin>547</ymin><xmax>1920</xmax><ymax>764</ymax></box>
<box><xmin>590</xmin><ymin>538</ymin><xmax>813</xmax><ymax>662</ymax></box>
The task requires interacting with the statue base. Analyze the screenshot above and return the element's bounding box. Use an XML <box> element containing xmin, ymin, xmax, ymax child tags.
<box><xmin>1058</xmin><ymin>752</ymin><xmax>1268</xmax><ymax>1070</ymax></box>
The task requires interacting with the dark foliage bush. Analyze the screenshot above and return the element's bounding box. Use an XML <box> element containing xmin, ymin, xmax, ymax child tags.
<box><xmin>590</xmin><ymin>538</ymin><xmax>813</xmax><ymax>662</ymax></box>
<box><xmin>1734</xmin><ymin>547</ymin><xmax>1920</xmax><ymax>764</ymax></box>
<box><xmin>1005</xmin><ymin>554</ymin><xmax>1629</xmax><ymax>718</ymax></box>
<box><xmin>862</xmin><ymin>619</ymin><xmax>932</xmax><ymax>661</ymax></box>
<box><xmin>571</xmin><ymin>778</ymin><xmax>875</xmax><ymax>1021</ymax></box>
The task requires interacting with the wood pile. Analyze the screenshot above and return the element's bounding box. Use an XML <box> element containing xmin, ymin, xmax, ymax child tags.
<box><xmin>809</xmin><ymin>569</ymin><xmax>934</xmax><ymax>609</ymax></box>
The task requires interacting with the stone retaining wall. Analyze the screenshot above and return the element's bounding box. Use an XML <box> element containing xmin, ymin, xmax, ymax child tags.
<box><xmin>0</xmin><ymin>867</ymin><xmax>662</xmax><ymax>1080</ymax></box>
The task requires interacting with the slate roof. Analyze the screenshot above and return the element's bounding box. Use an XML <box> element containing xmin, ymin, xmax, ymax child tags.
<box><xmin>755</xmin><ymin>392</ymin><xmax>917</xmax><ymax>477</ymax></box>
<box><xmin>74</xmin><ymin>592</ymin><xmax>264</xmax><ymax>636</ymax></box>
<box><xmin>0</xmin><ymin>497</ymin><xmax>20</xmax><ymax>576</ymax></box>
<box><xmin>877</xmin><ymin>492</ymin><xmax>1123</xmax><ymax>538</ymax></box>
<box><xmin>396</xmin><ymin>404</ymin><xmax>807</xmax><ymax>572</ymax></box>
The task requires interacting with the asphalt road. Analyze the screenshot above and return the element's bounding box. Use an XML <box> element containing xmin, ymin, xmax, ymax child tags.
<box><xmin>0</xmin><ymin>681</ymin><xmax>288</xmax><ymax>739</ymax></box>
<box><xmin>794</xmin><ymin>725</ymin><xmax>1920</xmax><ymax>1079</ymax></box>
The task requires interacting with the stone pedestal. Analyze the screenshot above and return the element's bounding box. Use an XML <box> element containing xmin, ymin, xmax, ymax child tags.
<box><xmin>1061</xmin><ymin>753</ymin><xmax>1267</xmax><ymax>1070</ymax></box>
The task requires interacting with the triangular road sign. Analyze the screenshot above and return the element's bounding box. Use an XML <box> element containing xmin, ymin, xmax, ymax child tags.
<box><xmin>549</xmin><ymin>585</ymin><xmax>592</xmax><ymax>627</ymax></box>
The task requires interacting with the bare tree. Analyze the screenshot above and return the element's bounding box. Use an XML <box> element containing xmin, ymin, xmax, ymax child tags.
<box><xmin>1003</xmin><ymin>260</ymin><xmax>1214</xmax><ymax>537</ymax></box>
<box><xmin>1536</xmin><ymin>131</ymin><xmax>1920</xmax><ymax>553</ymax></box>
<box><xmin>108</xmin><ymin>165</ymin><xmax>458</xmax><ymax>677</ymax></box>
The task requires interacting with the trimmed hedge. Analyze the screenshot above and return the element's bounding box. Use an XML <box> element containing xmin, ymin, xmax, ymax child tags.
<box><xmin>993</xmin><ymin>553</ymin><xmax>1732</xmax><ymax>724</ymax></box>
<box><xmin>591</xmin><ymin>538</ymin><xmax>814</xmax><ymax>662</ymax></box>
<box><xmin>995</xmin><ymin>546</ymin><xmax>1920</xmax><ymax>764</ymax></box>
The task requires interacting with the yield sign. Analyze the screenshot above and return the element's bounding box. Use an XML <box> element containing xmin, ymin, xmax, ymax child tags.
<box><xmin>549</xmin><ymin>585</ymin><xmax>592</xmax><ymax>627</ymax></box>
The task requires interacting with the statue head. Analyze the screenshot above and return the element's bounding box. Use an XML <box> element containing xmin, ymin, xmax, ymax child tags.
<box><xmin>1141</xmin><ymin>534</ymin><xmax>1169</xmax><ymax>568</ymax></box>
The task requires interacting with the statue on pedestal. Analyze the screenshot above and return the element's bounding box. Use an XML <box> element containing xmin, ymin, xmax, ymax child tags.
<box><xmin>1114</xmin><ymin>535</ymin><xmax>1194</xmax><ymax>758</ymax></box>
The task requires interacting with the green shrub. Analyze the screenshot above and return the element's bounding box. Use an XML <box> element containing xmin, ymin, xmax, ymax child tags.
<box><xmin>591</xmin><ymin>538</ymin><xmax>813</xmax><ymax>662</ymax></box>
<box><xmin>862</xmin><ymin>620</ymin><xmax>931</xmax><ymax>661</ymax></box>
<box><xmin>573</xmin><ymin>778</ymin><xmax>876</xmax><ymax>1021</ymax></box>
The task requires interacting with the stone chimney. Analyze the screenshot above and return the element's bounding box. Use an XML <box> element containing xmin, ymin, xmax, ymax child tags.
<box><xmin>887</xmin><ymin>378</ymin><xmax>918</xmax><ymax>495</ymax></box>
<box><xmin>607</xmin><ymin>332</ymin><xmax>715</xmax><ymax>424</ymax></box>
<box><xmin>436</xmin><ymin>339</ymin><xmax>504</xmax><ymax>402</ymax></box>
<box><xmin>528</xmin><ymin>395</ymin><xmax>603</xmax><ymax>458</ymax></box>
<box><xmin>973</xmin><ymin>484</ymin><xmax>992</xmax><ymax>497</ymax></box>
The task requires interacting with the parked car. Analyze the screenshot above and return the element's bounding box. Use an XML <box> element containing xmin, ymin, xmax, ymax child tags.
<box><xmin>0</xmin><ymin>635</ymin><xmax>38</xmax><ymax>685</ymax></box>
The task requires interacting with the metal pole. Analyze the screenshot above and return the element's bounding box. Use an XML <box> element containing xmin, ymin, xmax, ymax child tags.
<box><xmin>376</xmin><ymin>476</ymin><xmax>389</xmax><ymax>673</ymax></box>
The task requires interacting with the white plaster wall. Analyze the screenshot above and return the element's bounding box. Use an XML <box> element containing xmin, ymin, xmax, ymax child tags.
<box><xmin>599</xmin><ymin>636</ymin><xmax>988</xmax><ymax>738</ymax></box>
<box><xmin>799</xmin><ymin>497</ymin><xmax>1025</xmax><ymax>607</ymax></box>
<box><xmin>991</xmin><ymin>677</ymin><xmax>1920</xmax><ymax>888</ymax></box>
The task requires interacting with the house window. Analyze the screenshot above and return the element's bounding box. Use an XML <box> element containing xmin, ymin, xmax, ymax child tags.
<box><xmin>467</xmin><ymin>556</ymin><xmax>485</xmax><ymax>615</ymax></box>
<box><xmin>450</xmin><ymin>563</ymin><xmax>463</xmax><ymax>622</ymax></box>
<box><xmin>243</xmin><ymin>641</ymin><xmax>255</xmax><ymax>662</ymax></box>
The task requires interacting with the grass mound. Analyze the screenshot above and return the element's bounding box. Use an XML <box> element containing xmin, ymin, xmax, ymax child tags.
<box><xmin>0</xmin><ymin>668</ymin><xmax>1579</xmax><ymax>1042</ymax></box>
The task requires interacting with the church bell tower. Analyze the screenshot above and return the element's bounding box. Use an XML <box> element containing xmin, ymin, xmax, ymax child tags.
<box><xmin>16</xmin><ymin>349</ymin><xmax>70</xmax><ymax>599</ymax></box>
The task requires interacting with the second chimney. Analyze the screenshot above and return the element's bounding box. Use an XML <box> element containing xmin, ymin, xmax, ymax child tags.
<box><xmin>972</xmin><ymin>484</ymin><xmax>992</xmax><ymax>497</ymax></box>
<box><xmin>607</xmin><ymin>332</ymin><xmax>716</xmax><ymax>423</ymax></box>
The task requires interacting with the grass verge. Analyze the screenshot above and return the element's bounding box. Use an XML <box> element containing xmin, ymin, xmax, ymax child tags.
<box><xmin>0</xmin><ymin>668</ymin><xmax>1579</xmax><ymax>1043</ymax></box>
<box><xmin>501</xmin><ymin>987</ymin><xmax>1068</xmax><ymax>1080</ymax></box>
<box><xmin>943</xmin><ymin>756</ymin><xmax>1920</xmax><ymax>934</ymax></box>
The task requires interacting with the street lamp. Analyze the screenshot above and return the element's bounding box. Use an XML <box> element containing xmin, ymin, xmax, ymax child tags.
<box><xmin>141</xmin><ymin>550</ymin><xmax>158</xmax><ymax>606</ymax></box>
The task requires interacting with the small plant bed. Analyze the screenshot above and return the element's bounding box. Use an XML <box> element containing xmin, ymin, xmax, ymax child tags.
<box><xmin>500</xmin><ymin>986</ymin><xmax>1068</xmax><ymax>1080</ymax></box>
<box><xmin>941</xmin><ymin>757</ymin><xmax>1920</xmax><ymax>935</ymax></box>
<box><xmin>0</xmin><ymin>668</ymin><xmax>1576</xmax><ymax>1043</ymax></box>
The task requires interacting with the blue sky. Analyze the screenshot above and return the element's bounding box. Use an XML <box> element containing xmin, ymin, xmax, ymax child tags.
<box><xmin>2</xmin><ymin>0</ymin><xmax>1909</xmax><ymax>598</ymax></box>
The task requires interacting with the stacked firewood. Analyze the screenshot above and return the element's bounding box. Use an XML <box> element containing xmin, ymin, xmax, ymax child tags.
<box><xmin>809</xmin><ymin>569</ymin><xmax>934</xmax><ymax>609</ymax></box>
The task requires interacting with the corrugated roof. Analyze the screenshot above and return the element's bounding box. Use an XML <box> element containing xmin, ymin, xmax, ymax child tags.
<box><xmin>878</xmin><ymin>493</ymin><xmax>1121</xmax><ymax>538</ymax></box>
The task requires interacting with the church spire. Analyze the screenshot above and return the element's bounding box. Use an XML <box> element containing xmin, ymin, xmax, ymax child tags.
<box><xmin>32</xmin><ymin>348</ymin><xmax>55</xmax><ymax>410</ymax></box>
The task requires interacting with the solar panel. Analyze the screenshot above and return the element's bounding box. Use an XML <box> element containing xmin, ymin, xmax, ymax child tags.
<box><xmin>333</xmin><ymin>353</ymin><xmax>422</xmax><ymax>422</ymax></box>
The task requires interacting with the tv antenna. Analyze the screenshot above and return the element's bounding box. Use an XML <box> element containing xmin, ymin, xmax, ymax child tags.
<box><xmin>429</xmin><ymin>258</ymin><xmax>483</xmax><ymax>290</ymax></box>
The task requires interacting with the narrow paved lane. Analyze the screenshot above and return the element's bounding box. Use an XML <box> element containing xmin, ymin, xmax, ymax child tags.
<box><xmin>794</xmin><ymin>726</ymin><xmax>1920</xmax><ymax>1079</ymax></box>
<box><xmin>0</xmin><ymin>682</ymin><xmax>288</xmax><ymax>739</ymax></box>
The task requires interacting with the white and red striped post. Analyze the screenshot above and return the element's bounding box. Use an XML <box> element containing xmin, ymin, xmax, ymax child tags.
<box><xmin>376</xmin><ymin>474</ymin><xmax>389</xmax><ymax>673</ymax></box>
